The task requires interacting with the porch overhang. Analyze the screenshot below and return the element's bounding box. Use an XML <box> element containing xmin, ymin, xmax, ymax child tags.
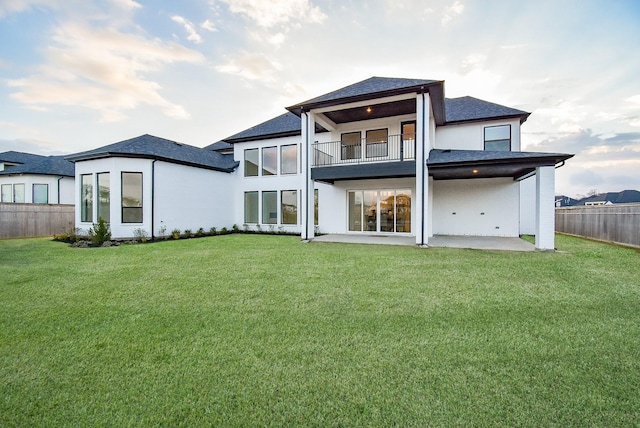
<box><xmin>311</xmin><ymin>161</ymin><xmax>416</xmax><ymax>184</ymax></box>
<box><xmin>428</xmin><ymin>149</ymin><xmax>574</xmax><ymax>180</ymax></box>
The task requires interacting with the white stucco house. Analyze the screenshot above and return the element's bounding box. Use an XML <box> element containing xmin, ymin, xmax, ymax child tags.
<box><xmin>68</xmin><ymin>77</ymin><xmax>572</xmax><ymax>250</ymax></box>
<box><xmin>0</xmin><ymin>151</ymin><xmax>75</xmax><ymax>204</ymax></box>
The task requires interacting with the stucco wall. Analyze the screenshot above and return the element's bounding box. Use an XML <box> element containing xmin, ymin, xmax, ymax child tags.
<box><xmin>432</xmin><ymin>178</ymin><xmax>519</xmax><ymax>236</ymax></box>
<box><xmin>0</xmin><ymin>174</ymin><xmax>74</xmax><ymax>204</ymax></box>
<box><xmin>519</xmin><ymin>175</ymin><xmax>537</xmax><ymax>235</ymax></box>
<box><xmin>435</xmin><ymin>119</ymin><xmax>521</xmax><ymax>151</ymax></box>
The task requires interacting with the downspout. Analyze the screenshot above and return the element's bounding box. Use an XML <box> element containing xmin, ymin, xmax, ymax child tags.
<box><xmin>57</xmin><ymin>176</ymin><xmax>63</xmax><ymax>204</ymax></box>
<box><xmin>421</xmin><ymin>90</ymin><xmax>426</xmax><ymax>246</ymax></box>
<box><xmin>303</xmin><ymin>108</ymin><xmax>310</xmax><ymax>240</ymax></box>
<box><xmin>151</xmin><ymin>159</ymin><xmax>156</xmax><ymax>240</ymax></box>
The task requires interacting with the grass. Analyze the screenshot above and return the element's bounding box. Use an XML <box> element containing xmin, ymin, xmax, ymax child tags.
<box><xmin>1</xmin><ymin>234</ymin><xmax>639</xmax><ymax>426</ymax></box>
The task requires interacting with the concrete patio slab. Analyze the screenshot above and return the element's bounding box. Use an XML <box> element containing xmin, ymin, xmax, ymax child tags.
<box><xmin>312</xmin><ymin>234</ymin><xmax>536</xmax><ymax>251</ymax></box>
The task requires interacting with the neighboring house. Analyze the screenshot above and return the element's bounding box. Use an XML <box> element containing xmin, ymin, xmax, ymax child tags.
<box><xmin>555</xmin><ymin>195</ymin><xmax>579</xmax><ymax>207</ymax></box>
<box><xmin>0</xmin><ymin>151</ymin><xmax>75</xmax><ymax>204</ymax></box>
<box><xmin>66</xmin><ymin>134</ymin><xmax>238</xmax><ymax>239</ymax></box>
<box><xmin>70</xmin><ymin>76</ymin><xmax>573</xmax><ymax>249</ymax></box>
<box><xmin>574</xmin><ymin>190</ymin><xmax>640</xmax><ymax>206</ymax></box>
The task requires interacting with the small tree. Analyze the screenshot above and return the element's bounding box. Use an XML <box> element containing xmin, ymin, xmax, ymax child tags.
<box><xmin>89</xmin><ymin>217</ymin><xmax>111</xmax><ymax>245</ymax></box>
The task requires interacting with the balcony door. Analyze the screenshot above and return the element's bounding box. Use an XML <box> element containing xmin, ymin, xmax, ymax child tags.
<box><xmin>348</xmin><ymin>189</ymin><xmax>411</xmax><ymax>233</ymax></box>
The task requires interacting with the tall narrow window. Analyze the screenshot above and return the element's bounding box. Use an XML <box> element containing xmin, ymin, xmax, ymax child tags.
<box><xmin>244</xmin><ymin>148</ymin><xmax>259</xmax><ymax>177</ymax></box>
<box><xmin>314</xmin><ymin>189</ymin><xmax>319</xmax><ymax>226</ymax></box>
<box><xmin>244</xmin><ymin>191</ymin><xmax>258</xmax><ymax>223</ymax></box>
<box><xmin>281</xmin><ymin>144</ymin><xmax>298</xmax><ymax>174</ymax></box>
<box><xmin>81</xmin><ymin>174</ymin><xmax>93</xmax><ymax>222</ymax></box>
<box><xmin>1</xmin><ymin>184</ymin><xmax>12</xmax><ymax>202</ymax></box>
<box><xmin>13</xmin><ymin>184</ymin><xmax>25</xmax><ymax>203</ymax></box>
<box><xmin>122</xmin><ymin>172</ymin><xmax>143</xmax><ymax>223</ymax></box>
<box><xmin>262</xmin><ymin>191</ymin><xmax>277</xmax><ymax>224</ymax></box>
<box><xmin>33</xmin><ymin>184</ymin><xmax>48</xmax><ymax>204</ymax></box>
<box><xmin>401</xmin><ymin>121</ymin><xmax>416</xmax><ymax>160</ymax></box>
<box><xmin>97</xmin><ymin>172</ymin><xmax>110</xmax><ymax>222</ymax></box>
<box><xmin>281</xmin><ymin>190</ymin><xmax>297</xmax><ymax>225</ymax></box>
<box><xmin>366</xmin><ymin>128</ymin><xmax>388</xmax><ymax>158</ymax></box>
<box><xmin>341</xmin><ymin>132</ymin><xmax>361</xmax><ymax>160</ymax></box>
<box><xmin>484</xmin><ymin>125</ymin><xmax>511</xmax><ymax>151</ymax></box>
<box><xmin>348</xmin><ymin>191</ymin><xmax>363</xmax><ymax>231</ymax></box>
<box><xmin>262</xmin><ymin>146</ymin><xmax>277</xmax><ymax>176</ymax></box>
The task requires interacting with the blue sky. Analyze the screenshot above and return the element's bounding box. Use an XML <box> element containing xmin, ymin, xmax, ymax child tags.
<box><xmin>1</xmin><ymin>0</ymin><xmax>639</xmax><ymax>198</ymax></box>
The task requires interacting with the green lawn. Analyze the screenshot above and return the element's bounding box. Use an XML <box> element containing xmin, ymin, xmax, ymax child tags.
<box><xmin>1</xmin><ymin>234</ymin><xmax>639</xmax><ymax>426</ymax></box>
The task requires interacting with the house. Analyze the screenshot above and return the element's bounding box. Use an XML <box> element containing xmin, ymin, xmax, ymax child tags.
<box><xmin>69</xmin><ymin>77</ymin><xmax>572</xmax><ymax>250</ymax></box>
<box><xmin>66</xmin><ymin>134</ymin><xmax>238</xmax><ymax>239</ymax></box>
<box><xmin>574</xmin><ymin>190</ymin><xmax>640</xmax><ymax>206</ymax></box>
<box><xmin>0</xmin><ymin>151</ymin><xmax>75</xmax><ymax>204</ymax></box>
<box><xmin>555</xmin><ymin>195</ymin><xmax>579</xmax><ymax>207</ymax></box>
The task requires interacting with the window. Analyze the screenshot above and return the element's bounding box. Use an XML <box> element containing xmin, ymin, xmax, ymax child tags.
<box><xmin>484</xmin><ymin>125</ymin><xmax>511</xmax><ymax>151</ymax></box>
<box><xmin>262</xmin><ymin>146</ymin><xmax>277</xmax><ymax>176</ymax></box>
<box><xmin>1</xmin><ymin>184</ymin><xmax>11</xmax><ymax>202</ymax></box>
<box><xmin>314</xmin><ymin>189</ymin><xmax>319</xmax><ymax>226</ymax></box>
<box><xmin>262</xmin><ymin>191</ymin><xmax>277</xmax><ymax>224</ymax></box>
<box><xmin>281</xmin><ymin>144</ymin><xmax>298</xmax><ymax>174</ymax></box>
<box><xmin>122</xmin><ymin>172</ymin><xmax>142</xmax><ymax>223</ymax></box>
<box><xmin>97</xmin><ymin>172</ymin><xmax>110</xmax><ymax>222</ymax></box>
<box><xmin>244</xmin><ymin>148</ymin><xmax>259</xmax><ymax>177</ymax></box>
<box><xmin>244</xmin><ymin>191</ymin><xmax>258</xmax><ymax>223</ymax></box>
<box><xmin>13</xmin><ymin>184</ymin><xmax>25</xmax><ymax>203</ymax></box>
<box><xmin>81</xmin><ymin>174</ymin><xmax>93</xmax><ymax>222</ymax></box>
<box><xmin>281</xmin><ymin>190</ymin><xmax>297</xmax><ymax>225</ymax></box>
<box><xmin>33</xmin><ymin>184</ymin><xmax>48</xmax><ymax>204</ymax></box>
<box><xmin>366</xmin><ymin>128</ymin><xmax>388</xmax><ymax>158</ymax></box>
<box><xmin>341</xmin><ymin>132</ymin><xmax>361</xmax><ymax>160</ymax></box>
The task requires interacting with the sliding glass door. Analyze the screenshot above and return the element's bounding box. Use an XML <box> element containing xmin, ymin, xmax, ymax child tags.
<box><xmin>348</xmin><ymin>189</ymin><xmax>411</xmax><ymax>233</ymax></box>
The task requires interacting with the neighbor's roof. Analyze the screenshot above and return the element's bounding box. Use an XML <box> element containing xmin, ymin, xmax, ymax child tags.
<box><xmin>445</xmin><ymin>96</ymin><xmax>530</xmax><ymax>124</ymax></box>
<box><xmin>0</xmin><ymin>155</ymin><xmax>74</xmax><ymax>177</ymax></box>
<box><xmin>67</xmin><ymin>134</ymin><xmax>238</xmax><ymax>173</ymax></box>
<box><xmin>574</xmin><ymin>190</ymin><xmax>640</xmax><ymax>206</ymax></box>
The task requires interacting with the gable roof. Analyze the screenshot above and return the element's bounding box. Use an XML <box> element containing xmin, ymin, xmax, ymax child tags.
<box><xmin>66</xmin><ymin>134</ymin><xmax>238</xmax><ymax>173</ymax></box>
<box><xmin>445</xmin><ymin>96</ymin><xmax>530</xmax><ymax>124</ymax></box>
<box><xmin>0</xmin><ymin>155</ymin><xmax>74</xmax><ymax>177</ymax></box>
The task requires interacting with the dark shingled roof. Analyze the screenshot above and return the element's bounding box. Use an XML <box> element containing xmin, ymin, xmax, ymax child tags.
<box><xmin>445</xmin><ymin>96</ymin><xmax>530</xmax><ymax>124</ymax></box>
<box><xmin>290</xmin><ymin>77</ymin><xmax>440</xmax><ymax>108</ymax></box>
<box><xmin>429</xmin><ymin>149</ymin><xmax>571</xmax><ymax>165</ymax></box>
<box><xmin>0</xmin><ymin>155</ymin><xmax>74</xmax><ymax>177</ymax></box>
<box><xmin>0</xmin><ymin>151</ymin><xmax>48</xmax><ymax>165</ymax></box>
<box><xmin>574</xmin><ymin>190</ymin><xmax>640</xmax><ymax>206</ymax></box>
<box><xmin>67</xmin><ymin>134</ymin><xmax>238</xmax><ymax>173</ymax></box>
<box><xmin>223</xmin><ymin>112</ymin><xmax>303</xmax><ymax>143</ymax></box>
<box><xmin>204</xmin><ymin>141</ymin><xmax>233</xmax><ymax>152</ymax></box>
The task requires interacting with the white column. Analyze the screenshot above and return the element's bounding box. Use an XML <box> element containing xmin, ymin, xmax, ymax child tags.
<box><xmin>535</xmin><ymin>165</ymin><xmax>555</xmax><ymax>250</ymax></box>
<box><xmin>300</xmin><ymin>111</ymin><xmax>315</xmax><ymax>240</ymax></box>
<box><xmin>415</xmin><ymin>92</ymin><xmax>431</xmax><ymax>246</ymax></box>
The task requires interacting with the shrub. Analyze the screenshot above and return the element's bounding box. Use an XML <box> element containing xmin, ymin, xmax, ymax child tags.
<box><xmin>159</xmin><ymin>225</ymin><xmax>167</xmax><ymax>239</ymax></box>
<box><xmin>184</xmin><ymin>229</ymin><xmax>192</xmax><ymax>238</ymax></box>
<box><xmin>88</xmin><ymin>217</ymin><xmax>111</xmax><ymax>245</ymax></box>
<box><xmin>209</xmin><ymin>227</ymin><xmax>217</xmax><ymax>235</ymax></box>
<box><xmin>133</xmin><ymin>228</ymin><xmax>149</xmax><ymax>243</ymax></box>
<box><xmin>171</xmin><ymin>228</ymin><xmax>180</xmax><ymax>240</ymax></box>
<box><xmin>221</xmin><ymin>227</ymin><xmax>228</xmax><ymax>234</ymax></box>
<box><xmin>232</xmin><ymin>224</ymin><xmax>239</xmax><ymax>233</ymax></box>
<box><xmin>196</xmin><ymin>227</ymin><xmax>205</xmax><ymax>237</ymax></box>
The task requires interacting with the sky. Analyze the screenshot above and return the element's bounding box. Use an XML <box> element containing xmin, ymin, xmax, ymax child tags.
<box><xmin>0</xmin><ymin>0</ymin><xmax>639</xmax><ymax>198</ymax></box>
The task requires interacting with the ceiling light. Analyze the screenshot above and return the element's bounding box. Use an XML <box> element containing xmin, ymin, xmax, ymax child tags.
<box><xmin>472</xmin><ymin>169</ymin><xmax>478</xmax><ymax>174</ymax></box>
<box><xmin>366</xmin><ymin>106</ymin><xmax>372</xmax><ymax>113</ymax></box>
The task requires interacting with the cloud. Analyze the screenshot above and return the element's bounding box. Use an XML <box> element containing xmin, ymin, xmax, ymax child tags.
<box><xmin>171</xmin><ymin>15</ymin><xmax>202</xmax><ymax>43</ymax></box>
<box><xmin>201</xmin><ymin>19</ymin><xmax>217</xmax><ymax>32</ymax></box>
<box><xmin>442</xmin><ymin>1</ymin><xmax>464</xmax><ymax>26</ymax></box>
<box><xmin>0</xmin><ymin>137</ymin><xmax>68</xmax><ymax>155</ymax></box>
<box><xmin>216</xmin><ymin>0</ymin><xmax>326</xmax><ymax>28</ymax></box>
<box><xmin>8</xmin><ymin>22</ymin><xmax>205</xmax><ymax>122</ymax></box>
<box><xmin>215</xmin><ymin>52</ymin><xmax>281</xmax><ymax>81</ymax></box>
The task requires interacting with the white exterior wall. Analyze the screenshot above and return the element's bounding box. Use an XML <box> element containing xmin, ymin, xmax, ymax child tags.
<box><xmin>519</xmin><ymin>176</ymin><xmax>537</xmax><ymax>235</ymax></box>
<box><xmin>0</xmin><ymin>174</ymin><xmax>74</xmax><ymax>204</ymax></box>
<box><xmin>153</xmin><ymin>161</ymin><xmax>236</xmax><ymax>236</ymax></box>
<box><xmin>234</xmin><ymin>135</ymin><xmax>307</xmax><ymax>233</ymax></box>
<box><xmin>432</xmin><ymin>178</ymin><xmax>520</xmax><ymax>236</ymax></box>
<box><xmin>435</xmin><ymin>119</ymin><xmax>521</xmax><ymax>151</ymax></box>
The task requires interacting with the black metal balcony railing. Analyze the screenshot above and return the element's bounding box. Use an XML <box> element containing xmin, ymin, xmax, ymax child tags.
<box><xmin>312</xmin><ymin>134</ymin><xmax>416</xmax><ymax>167</ymax></box>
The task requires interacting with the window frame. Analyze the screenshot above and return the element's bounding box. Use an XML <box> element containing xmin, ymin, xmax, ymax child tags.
<box><xmin>80</xmin><ymin>174</ymin><xmax>93</xmax><ymax>222</ymax></box>
<box><xmin>97</xmin><ymin>172</ymin><xmax>110</xmax><ymax>222</ymax></box>
<box><xmin>280</xmin><ymin>144</ymin><xmax>298</xmax><ymax>175</ymax></box>
<box><xmin>262</xmin><ymin>190</ymin><xmax>277</xmax><ymax>224</ymax></box>
<box><xmin>1</xmin><ymin>184</ymin><xmax>12</xmax><ymax>202</ymax></box>
<box><xmin>244</xmin><ymin>191</ymin><xmax>259</xmax><ymax>224</ymax></box>
<box><xmin>262</xmin><ymin>146</ymin><xmax>277</xmax><ymax>176</ymax></box>
<box><xmin>32</xmin><ymin>183</ymin><xmax>48</xmax><ymax>204</ymax></box>
<box><xmin>244</xmin><ymin>148</ymin><xmax>259</xmax><ymax>177</ymax></box>
<box><xmin>121</xmin><ymin>171</ymin><xmax>143</xmax><ymax>224</ymax></box>
<box><xmin>281</xmin><ymin>190</ymin><xmax>298</xmax><ymax>225</ymax></box>
<box><xmin>484</xmin><ymin>124</ymin><xmax>511</xmax><ymax>151</ymax></box>
<box><xmin>365</xmin><ymin>128</ymin><xmax>389</xmax><ymax>158</ymax></box>
<box><xmin>341</xmin><ymin>131</ymin><xmax>362</xmax><ymax>160</ymax></box>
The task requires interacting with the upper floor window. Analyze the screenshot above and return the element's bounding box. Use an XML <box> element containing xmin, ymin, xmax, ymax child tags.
<box><xmin>262</xmin><ymin>146</ymin><xmax>277</xmax><ymax>176</ymax></box>
<box><xmin>33</xmin><ymin>184</ymin><xmax>48</xmax><ymax>204</ymax></box>
<box><xmin>366</xmin><ymin>128</ymin><xmax>388</xmax><ymax>158</ymax></box>
<box><xmin>341</xmin><ymin>132</ymin><xmax>361</xmax><ymax>160</ymax></box>
<box><xmin>244</xmin><ymin>148</ymin><xmax>259</xmax><ymax>177</ymax></box>
<box><xmin>484</xmin><ymin>125</ymin><xmax>511</xmax><ymax>151</ymax></box>
<box><xmin>281</xmin><ymin>144</ymin><xmax>298</xmax><ymax>174</ymax></box>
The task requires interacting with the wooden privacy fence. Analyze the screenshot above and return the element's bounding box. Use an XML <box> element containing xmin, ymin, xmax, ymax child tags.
<box><xmin>0</xmin><ymin>203</ymin><xmax>75</xmax><ymax>239</ymax></box>
<box><xmin>556</xmin><ymin>204</ymin><xmax>640</xmax><ymax>248</ymax></box>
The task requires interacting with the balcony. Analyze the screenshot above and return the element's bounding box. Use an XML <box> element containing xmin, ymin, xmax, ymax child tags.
<box><xmin>311</xmin><ymin>134</ymin><xmax>417</xmax><ymax>183</ymax></box>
